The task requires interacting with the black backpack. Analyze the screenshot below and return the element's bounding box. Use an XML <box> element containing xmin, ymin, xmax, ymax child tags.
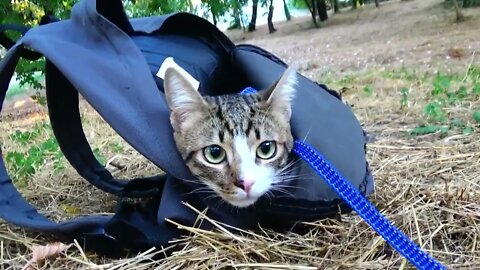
<box><xmin>0</xmin><ymin>0</ymin><xmax>373</xmax><ymax>257</ymax></box>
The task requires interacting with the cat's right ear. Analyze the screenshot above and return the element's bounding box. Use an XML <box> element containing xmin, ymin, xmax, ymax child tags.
<box><xmin>260</xmin><ymin>67</ymin><xmax>297</xmax><ymax>119</ymax></box>
<box><xmin>163</xmin><ymin>67</ymin><xmax>207</xmax><ymax>130</ymax></box>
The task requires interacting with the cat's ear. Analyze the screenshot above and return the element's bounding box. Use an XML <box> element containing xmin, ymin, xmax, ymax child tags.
<box><xmin>164</xmin><ymin>66</ymin><xmax>207</xmax><ymax>130</ymax></box>
<box><xmin>262</xmin><ymin>67</ymin><xmax>297</xmax><ymax>119</ymax></box>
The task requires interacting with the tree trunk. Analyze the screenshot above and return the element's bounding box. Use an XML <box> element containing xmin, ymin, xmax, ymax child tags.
<box><xmin>211</xmin><ymin>10</ymin><xmax>218</xmax><ymax>26</ymax></box>
<box><xmin>452</xmin><ymin>0</ymin><xmax>465</xmax><ymax>22</ymax></box>
<box><xmin>317</xmin><ymin>0</ymin><xmax>328</xmax><ymax>21</ymax></box>
<box><xmin>233</xmin><ymin>10</ymin><xmax>241</xmax><ymax>28</ymax></box>
<box><xmin>283</xmin><ymin>0</ymin><xmax>291</xmax><ymax>21</ymax></box>
<box><xmin>267</xmin><ymin>0</ymin><xmax>277</xmax><ymax>33</ymax></box>
<box><xmin>352</xmin><ymin>0</ymin><xmax>357</xmax><ymax>9</ymax></box>
<box><xmin>304</xmin><ymin>0</ymin><xmax>318</xmax><ymax>26</ymax></box>
<box><xmin>229</xmin><ymin>0</ymin><xmax>242</xmax><ymax>29</ymax></box>
<box><xmin>248</xmin><ymin>0</ymin><xmax>259</xmax><ymax>31</ymax></box>
<box><xmin>333</xmin><ymin>0</ymin><xmax>339</xmax><ymax>13</ymax></box>
<box><xmin>374</xmin><ymin>0</ymin><xmax>379</xmax><ymax>7</ymax></box>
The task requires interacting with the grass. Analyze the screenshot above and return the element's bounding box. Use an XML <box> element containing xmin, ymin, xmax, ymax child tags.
<box><xmin>0</xmin><ymin>64</ymin><xmax>479</xmax><ymax>269</ymax></box>
<box><xmin>321</xmin><ymin>64</ymin><xmax>480</xmax><ymax>136</ymax></box>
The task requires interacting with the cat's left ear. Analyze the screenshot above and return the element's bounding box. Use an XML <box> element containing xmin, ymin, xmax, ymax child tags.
<box><xmin>262</xmin><ymin>67</ymin><xmax>297</xmax><ymax>119</ymax></box>
<box><xmin>164</xmin><ymin>66</ymin><xmax>207</xmax><ymax>131</ymax></box>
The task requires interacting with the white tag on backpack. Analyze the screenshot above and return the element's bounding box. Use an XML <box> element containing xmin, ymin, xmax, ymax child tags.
<box><xmin>156</xmin><ymin>57</ymin><xmax>200</xmax><ymax>90</ymax></box>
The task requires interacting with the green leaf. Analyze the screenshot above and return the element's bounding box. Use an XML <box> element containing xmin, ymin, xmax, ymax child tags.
<box><xmin>399</xmin><ymin>87</ymin><xmax>409</xmax><ymax>107</ymax></box>
<box><xmin>93</xmin><ymin>148</ymin><xmax>106</xmax><ymax>165</ymax></box>
<box><xmin>40</xmin><ymin>137</ymin><xmax>60</xmax><ymax>153</ymax></box>
<box><xmin>463</xmin><ymin>126</ymin><xmax>473</xmax><ymax>135</ymax></box>
<box><xmin>467</xmin><ymin>65</ymin><xmax>480</xmax><ymax>82</ymax></box>
<box><xmin>473</xmin><ymin>110</ymin><xmax>480</xmax><ymax>123</ymax></box>
<box><xmin>409</xmin><ymin>125</ymin><xmax>449</xmax><ymax>135</ymax></box>
<box><xmin>363</xmin><ymin>85</ymin><xmax>374</xmax><ymax>96</ymax></box>
<box><xmin>424</xmin><ymin>101</ymin><xmax>446</xmax><ymax>122</ymax></box>
<box><xmin>456</xmin><ymin>85</ymin><xmax>468</xmax><ymax>100</ymax></box>
<box><xmin>473</xmin><ymin>83</ymin><xmax>480</xmax><ymax>95</ymax></box>
<box><xmin>432</xmin><ymin>73</ymin><xmax>451</xmax><ymax>96</ymax></box>
<box><xmin>60</xmin><ymin>204</ymin><xmax>82</xmax><ymax>214</ymax></box>
<box><xmin>109</xmin><ymin>142</ymin><xmax>125</xmax><ymax>154</ymax></box>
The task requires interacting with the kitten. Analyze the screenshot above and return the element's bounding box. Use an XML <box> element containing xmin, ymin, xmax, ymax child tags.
<box><xmin>163</xmin><ymin>66</ymin><xmax>297</xmax><ymax>208</ymax></box>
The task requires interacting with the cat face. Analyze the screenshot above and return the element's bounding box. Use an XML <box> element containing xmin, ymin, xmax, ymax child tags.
<box><xmin>163</xmin><ymin>67</ymin><xmax>297</xmax><ymax>208</ymax></box>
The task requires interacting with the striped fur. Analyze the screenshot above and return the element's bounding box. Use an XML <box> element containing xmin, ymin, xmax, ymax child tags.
<box><xmin>164</xmin><ymin>67</ymin><xmax>297</xmax><ymax>207</ymax></box>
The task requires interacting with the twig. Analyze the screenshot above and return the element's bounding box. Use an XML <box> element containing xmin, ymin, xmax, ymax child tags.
<box><xmin>181</xmin><ymin>202</ymin><xmax>245</xmax><ymax>243</ymax></box>
<box><xmin>462</xmin><ymin>51</ymin><xmax>477</xmax><ymax>82</ymax></box>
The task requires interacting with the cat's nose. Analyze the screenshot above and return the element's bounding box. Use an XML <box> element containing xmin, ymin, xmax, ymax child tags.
<box><xmin>234</xmin><ymin>179</ymin><xmax>254</xmax><ymax>193</ymax></box>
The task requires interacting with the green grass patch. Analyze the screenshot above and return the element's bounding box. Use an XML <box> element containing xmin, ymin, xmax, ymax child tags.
<box><xmin>412</xmin><ymin>66</ymin><xmax>480</xmax><ymax>136</ymax></box>
<box><xmin>5</xmin><ymin>122</ymin><xmax>65</xmax><ymax>187</ymax></box>
<box><xmin>383</xmin><ymin>66</ymin><xmax>426</xmax><ymax>83</ymax></box>
<box><xmin>320</xmin><ymin>65</ymin><xmax>480</xmax><ymax>138</ymax></box>
<box><xmin>5</xmin><ymin>120</ymin><xmax>115</xmax><ymax>187</ymax></box>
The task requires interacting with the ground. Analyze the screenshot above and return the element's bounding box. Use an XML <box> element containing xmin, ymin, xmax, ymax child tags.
<box><xmin>1</xmin><ymin>0</ymin><xmax>480</xmax><ymax>269</ymax></box>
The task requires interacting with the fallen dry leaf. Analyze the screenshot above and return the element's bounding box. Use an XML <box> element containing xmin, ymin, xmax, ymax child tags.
<box><xmin>22</xmin><ymin>242</ymin><xmax>72</xmax><ymax>270</ymax></box>
<box><xmin>447</xmin><ymin>47</ymin><xmax>466</xmax><ymax>58</ymax></box>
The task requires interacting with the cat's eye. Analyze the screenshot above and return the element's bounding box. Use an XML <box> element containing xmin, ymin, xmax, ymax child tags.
<box><xmin>203</xmin><ymin>145</ymin><xmax>226</xmax><ymax>164</ymax></box>
<box><xmin>256</xmin><ymin>141</ymin><xmax>277</xmax><ymax>160</ymax></box>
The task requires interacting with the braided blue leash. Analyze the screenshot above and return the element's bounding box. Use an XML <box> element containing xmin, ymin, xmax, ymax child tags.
<box><xmin>241</xmin><ymin>87</ymin><xmax>446</xmax><ymax>269</ymax></box>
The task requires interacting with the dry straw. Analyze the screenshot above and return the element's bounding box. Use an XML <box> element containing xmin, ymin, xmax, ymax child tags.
<box><xmin>1</xmin><ymin>102</ymin><xmax>479</xmax><ymax>269</ymax></box>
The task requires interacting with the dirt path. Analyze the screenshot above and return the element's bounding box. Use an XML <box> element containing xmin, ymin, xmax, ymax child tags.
<box><xmin>3</xmin><ymin>0</ymin><xmax>478</xmax><ymax>123</ymax></box>
<box><xmin>227</xmin><ymin>0</ymin><xmax>480</xmax><ymax>79</ymax></box>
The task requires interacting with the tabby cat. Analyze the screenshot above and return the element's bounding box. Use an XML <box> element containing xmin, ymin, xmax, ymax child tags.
<box><xmin>163</xmin><ymin>66</ymin><xmax>297</xmax><ymax>208</ymax></box>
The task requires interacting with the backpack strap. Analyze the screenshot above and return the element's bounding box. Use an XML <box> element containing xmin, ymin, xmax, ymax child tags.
<box><xmin>0</xmin><ymin>13</ymin><xmax>162</xmax><ymax>197</ymax></box>
<box><xmin>0</xmin><ymin>24</ymin><xmax>29</xmax><ymax>49</ymax></box>
<box><xmin>0</xmin><ymin>2</ymin><xmax>193</xmax><ymax>254</ymax></box>
<box><xmin>0</xmin><ymin>14</ymin><xmax>61</xmax><ymax>60</ymax></box>
<box><xmin>0</xmin><ymin>43</ymin><xmax>115</xmax><ymax>255</ymax></box>
<box><xmin>0</xmin><ymin>23</ymin><xmax>42</xmax><ymax>61</ymax></box>
<box><xmin>45</xmin><ymin>60</ymin><xmax>165</xmax><ymax>197</ymax></box>
<box><xmin>1</xmin><ymin>0</ymin><xmax>235</xmax><ymax>199</ymax></box>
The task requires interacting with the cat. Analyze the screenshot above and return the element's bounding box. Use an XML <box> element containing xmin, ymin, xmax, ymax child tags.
<box><xmin>163</xmin><ymin>66</ymin><xmax>297</xmax><ymax>208</ymax></box>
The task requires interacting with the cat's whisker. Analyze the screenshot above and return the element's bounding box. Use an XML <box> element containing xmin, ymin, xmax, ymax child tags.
<box><xmin>177</xmin><ymin>177</ymin><xmax>202</xmax><ymax>184</ymax></box>
<box><xmin>272</xmin><ymin>178</ymin><xmax>323</xmax><ymax>188</ymax></box>
<box><xmin>184</xmin><ymin>187</ymin><xmax>214</xmax><ymax>196</ymax></box>
<box><xmin>274</xmin><ymin>173</ymin><xmax>315</xmax><ymax>180</ymax></box>
<box><xmin>274</xmin><ymin>190</ymin><xmax>295</xmax><ymax>199</ymax></box>
<box><xmin>275</xmin><ymin>158</ymin><xmax>304</xmax><ymax>175</ymax></box>
<box><xmin>280</xmin><ymin>175</ymin><xmax>327</xmax><ymax>182</ymax></box>
<box><xmin>212</xmin><ymin>198</ymin><xmax>227</xmax><ymax>210</ymax></box>
<box><xmin>275</xmin><ymin>161</ymin><xmax>298</xmax><ymax>175</ymax></box>
<box><xmin>301</xmin><ymin>126</ymin><xmax>313</xmax><ymax>143</ymax></box>
<box><xmin>273</xmin><ymin>173</ymin><xmax>318</xmax><ymax>183</ymax></box>
<box><xmin>278</xmin><ymin>160</ymin><xmax>304</xmax><ymax>172</ymax></box>
<box><xmin>264</xmin><ymin>191</ymin><xmax>273</xmax><ymax>203</ymax></box>
<box><xmin>271</xmin><ymin>184</ymin><xmax>295</xmax><ymax>190</ymax></box>
<box><xmin>204</xmin><ymin>193</ymin><xmax>221</xmax><ymax>202</ymax></box>
<box><xmin>275</xmin><ymin>165</ymin><xmax>317</xmax><ymax>177</ymax></box>
<box><xmin>272</xmin><ymin>183</ymin><xmax>299</xmax><ymax>189</ymax></box>
<box><xmin>272</xmin><ymin>184</ymin><xmax>308</xmax><ymax>194</ymax></box>
<box><xmin>269</xmin><ymin>187</ymin><xmax>295</xmax><ymax>198</ymax></box>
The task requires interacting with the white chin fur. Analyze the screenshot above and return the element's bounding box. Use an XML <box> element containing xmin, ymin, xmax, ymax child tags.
<box><xmin>226</xmin><ymin>184</ymin><xmax>270</xmax><ymax>208</ymax></box>
<box><xmin>227</xmin><ymin>196</ymin><xmax>259</xmax><ymax>208</ymax></box>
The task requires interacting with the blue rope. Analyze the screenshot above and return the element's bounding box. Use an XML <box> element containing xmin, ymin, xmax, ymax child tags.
<box><xmin>240</xmin><ymin>87</ymin><xmax>446</xmax><ymax>269</ymax></box>
<box><xmin>293</xmin><ymin>141</ymin><xmax>445</xmax><ymax>269</ymax></box>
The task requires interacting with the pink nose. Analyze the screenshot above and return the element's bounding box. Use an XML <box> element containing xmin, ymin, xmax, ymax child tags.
<box><xmin>235</xmin><ymin>179</ymin><xmax>254</xmax><ymax>193</ymax></box>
